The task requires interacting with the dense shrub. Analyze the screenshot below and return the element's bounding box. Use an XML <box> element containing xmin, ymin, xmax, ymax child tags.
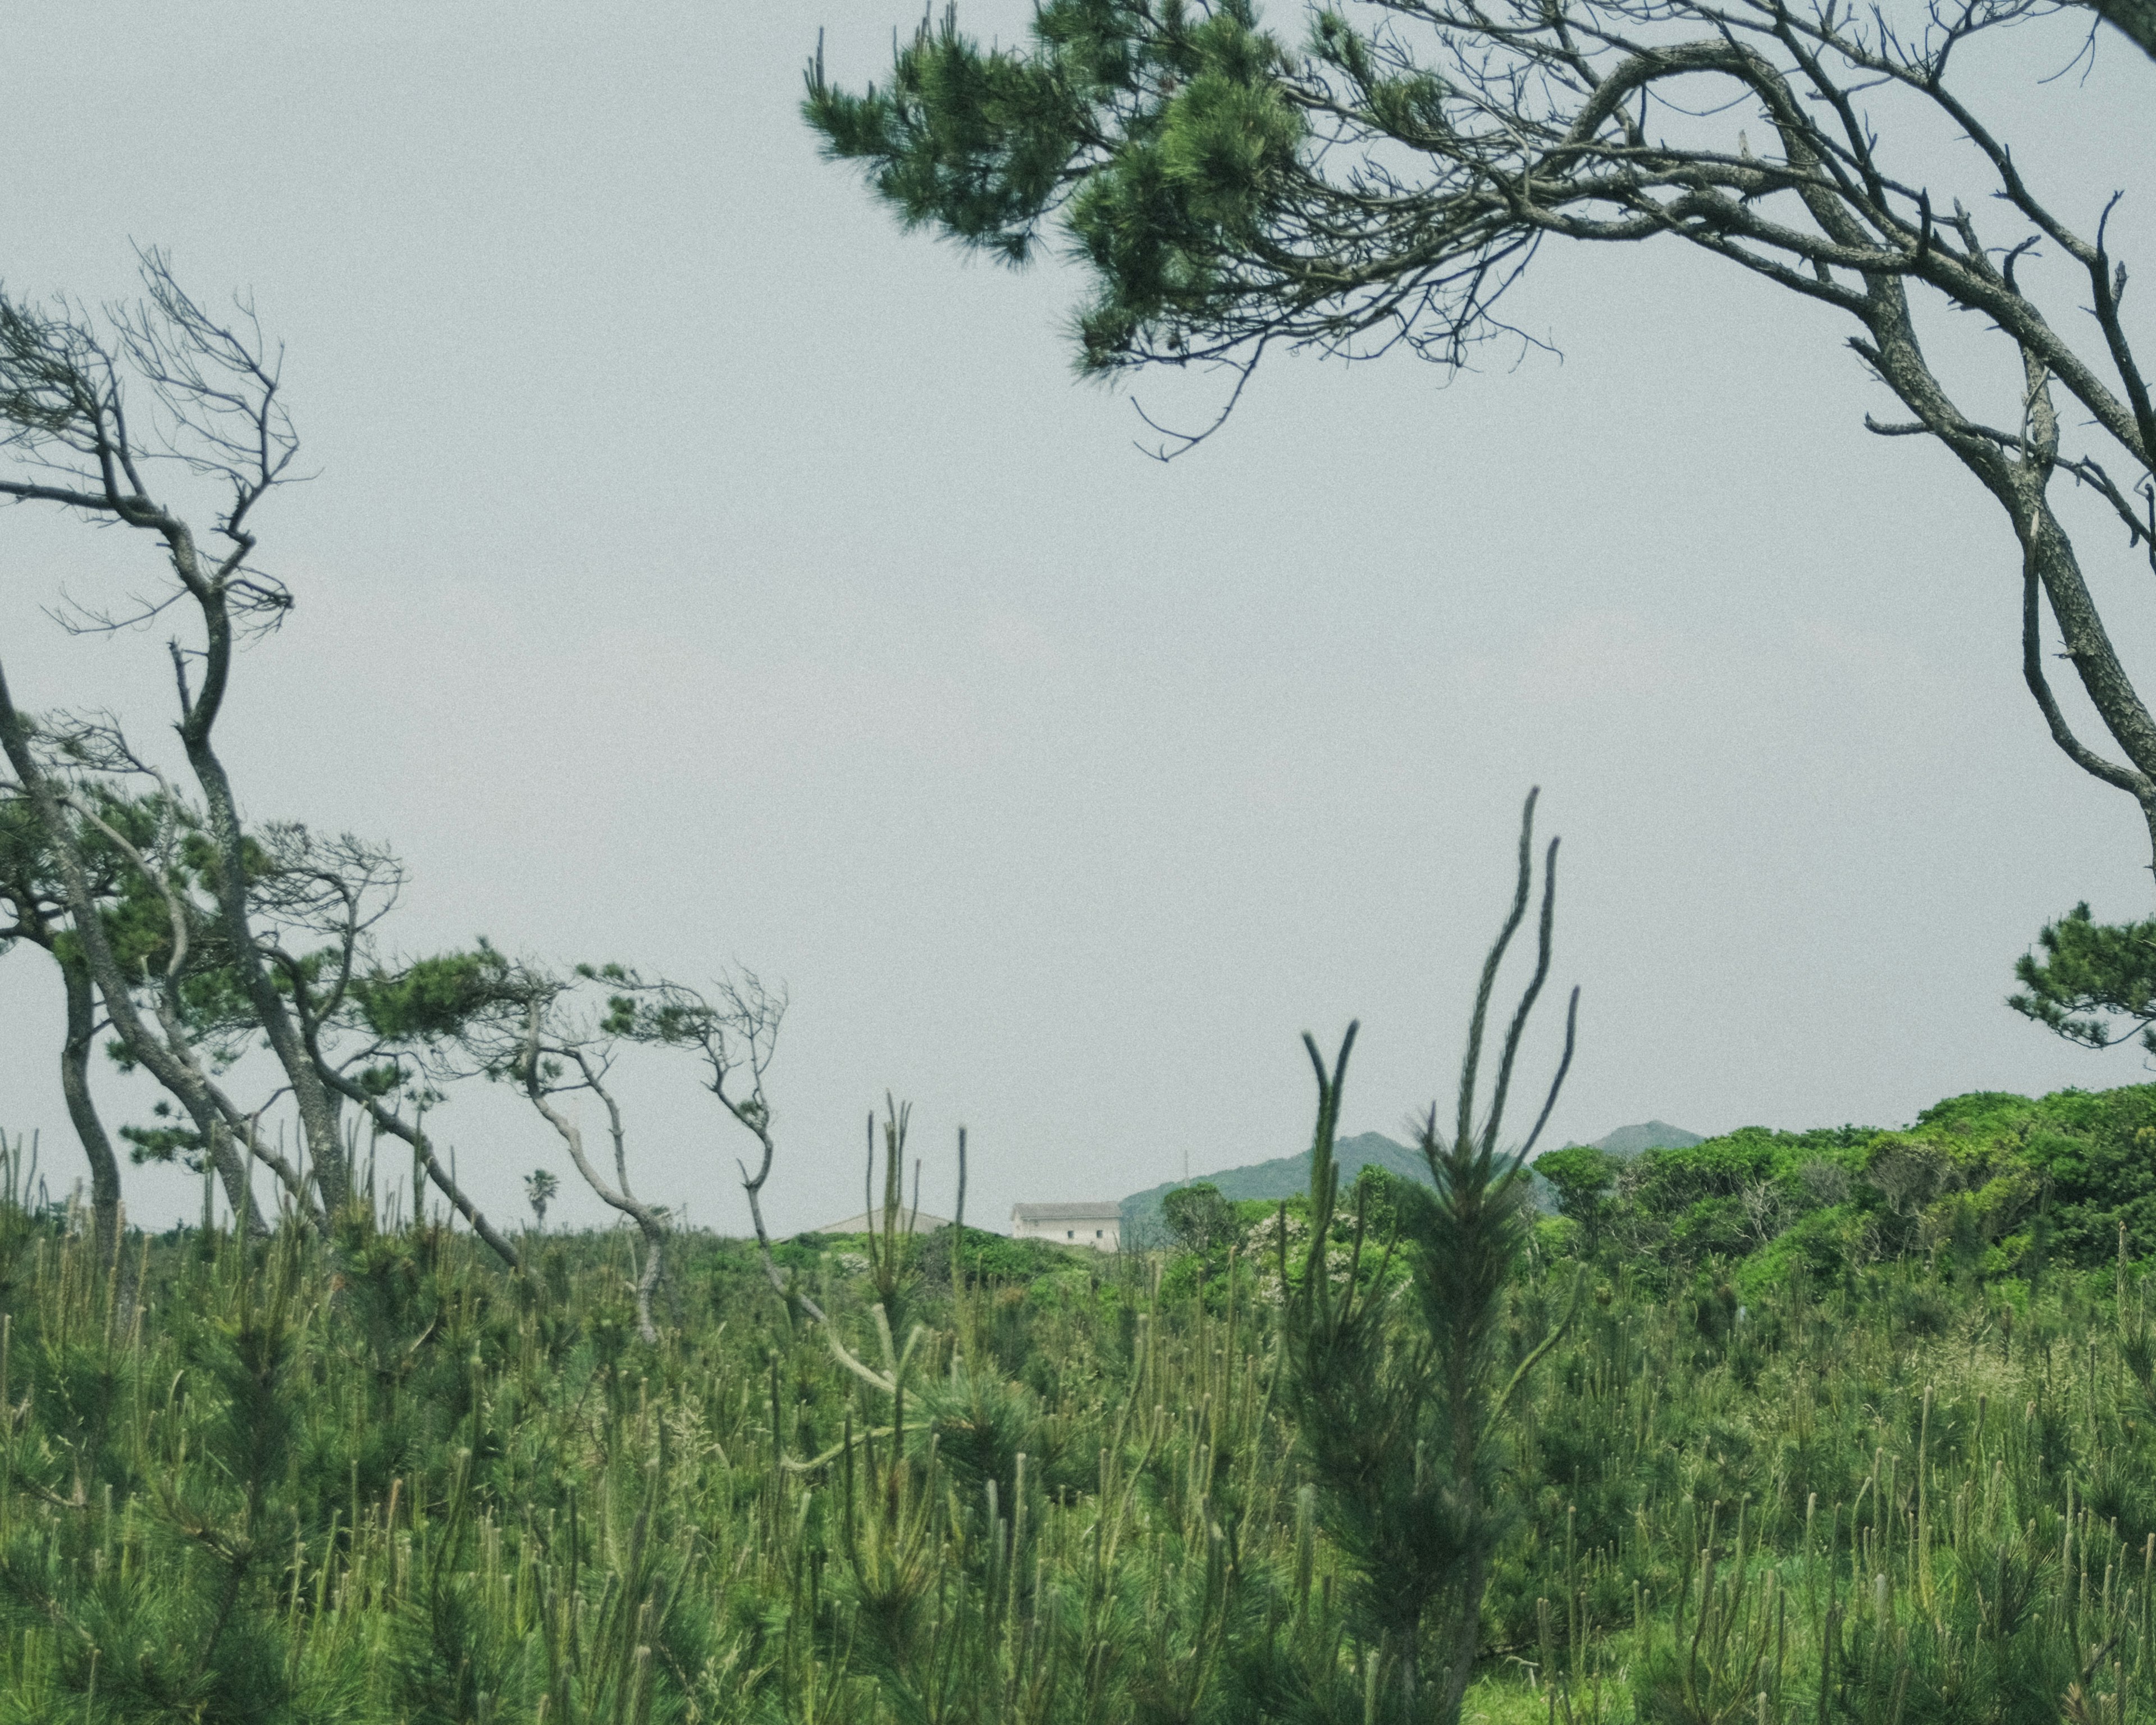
<box><xmin>1561</xmin><ymin>1083</ymin><xmax>2156</xmax><ymax>1286</ymax></box>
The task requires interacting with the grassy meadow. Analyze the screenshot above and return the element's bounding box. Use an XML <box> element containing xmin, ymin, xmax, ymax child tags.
<box><xmin>0</xmin><ymin>1081</ymin><xmax>2153</xmax><ymax>1723</ymax></box>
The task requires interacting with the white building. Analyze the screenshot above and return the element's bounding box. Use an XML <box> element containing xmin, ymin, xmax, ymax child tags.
<box><xmin>1011</xmin><ymin>1202</ymin><xmax>1122</xmax><ymax>1252</ymax></box>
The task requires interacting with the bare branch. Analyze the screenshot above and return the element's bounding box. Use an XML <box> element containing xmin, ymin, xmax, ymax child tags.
<box><xmin>2021</xmin><ymin>534</ymin><xmax>2149</xmax><ymax>801</ymax></box>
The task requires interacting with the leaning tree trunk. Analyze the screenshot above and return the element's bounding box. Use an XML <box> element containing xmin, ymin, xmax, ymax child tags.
<box><xmin>1851</xmin><ymin>271</ymin><xmax>2156</xmax><ymax>887</ymax></box>
<box><xmin>2079</xmin><ymin>0</ymin><xmax>2156</xmax><ymax>60</ymax></box>
<box><xmin>204</xmin><ymin>1120</ymin><xmax>269</xmax><ymax>1238</ymax></box>
<box><xmin>184</xmin><ymin>723</ymin><xmax>352</xmax><ymax>1216</ymax></box>
<box><xmin>56</xmin><ymin>958</ymin><xmax>124</xmax><ymax>1272</ymax></box>
<box><xmin>520</xmin><ymin>1027</ymin><xmax>666</xmax><ymax>1343</ymax></box>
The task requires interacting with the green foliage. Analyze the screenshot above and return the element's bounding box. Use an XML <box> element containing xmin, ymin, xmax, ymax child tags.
<box><xmin>0</xmin><ymin>1103</ymin><xmax>2153</xmax><ymax>1722</ymax></box>
<box><xmin>1161</xmin><ymin>1181</ymin><xmax>1239</xmax><ymax>1256</ymax></box>
<box><xmin>1122</xmin><ymin>1131</ymin><xmax>1431</xmax><ymax>1244</ymax></box>
<box><xmin>908</xmin><ymin>1223</ymin><xmax>1074</xmax><ymax>1286</ymax></box>
<box><xmin>1534</xmin><ymin>1144</ymin><xmax>1618</xmax><ymax>1253</ymax></box>
<box><xmin>806</xmin><ymin>0</ymin><xmax>1303</xmax><ymax>368</ymax></box>
<box><xmin>1</xmin><ymin>783</ymin><xmax>253</xmax><ymax>1076</ymax></box>
<box><xmin>1556</xmin><ymin>1082</ymin><xmax>2156</xmax><ymax>1293</ymax></box>
<box><xmin>351</xmin><ymin>941</ymin><xmax>519</xmax><ymax>1044</ymax></box>
<box><xmin>803</xmin><ymin>6</ymin><xmax>1088</xmax><ymax>263</ymax></box>
<box><xmin>117</xmin><ymin>1099</ymin><xmax>206</xmax><ymax>1170</ymax></box>
<box><xmin>13</xmin><ymin>1055</ymin><xmax>2156</xmax><ymax>1725</ymax></box>
<box><xmin>2013</xmin><ymin>902</ymin><xmax>2156</xmax><ymax>1050</ymax></box>
<box><xmin>1346</xmin><ymin>1162</ymin><xmax>1410</xmax><ymax>1244</ymax></box>
<box><xmin>524</xmin><ymin>1167</ymin><xmax>558</xmax><ymax>1229</ymax></box>
<box><xmin>1279</xmin><ymin>1019</ymin><xmax>1451</xmax><ymax>1701</ymax></box>
<box><xmin>1272</xmin><ymin>791</ymin><xmax>1581</xmax><ymax>1724</ymax></box>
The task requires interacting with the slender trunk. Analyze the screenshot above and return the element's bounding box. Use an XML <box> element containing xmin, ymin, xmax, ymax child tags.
<box><xmin>1438</xmin><ymin>1544</ymin><xmax>1486</xmax><ymax>1725</ymax></box>
<box><xmin>522</xmin><ymin>1032</ymin><xmax>665</xmax><ymax>1341</ymax></box>
<box><xmin>185</xmin><ymin>734</ymin><xmax>351</xmax><ymax>1213</ymax></box>
<box><xmin>56</xmin><ymin>958</ymin><xmax>123</xmax><ymax>1272</ymax></box>
<box><xmin>1859</xmin><ymin>281</ymin><xmax>2156</xmax><ymax>884</ymax></box>
<box><xmin>2027</xmin><ymin>509</ymin><xmax>2156</xmax><ymax>792</ymax></box>
<box><xmin>632</xmin><ymin>1229</ymin><xmax>664</xmax><ymax>1345</ymax></box>
<box><xmin>738</xmin><ymin>1119</ymin><xmax>830</xmax><ymax>1324</ymax></box>
<box><xmin>539</xmin><ymin>1098</ymin><xmax>664</xmax><ymax>1344</ymax></box>
<box><xmin>0</xmin><ymin>662</ymin><xmax>250</xmax><ymax>1214</ymax></box>
<box><xmin>328</xmin><ymin>1076</ymin><xmax>520</xmax><ymax>1269</ymax></box>
<box><xmin>206</xmin><ymin>1120</ymin><xmax>270</xmax><ymax>1238</ymax></box>
<box><xmin>157</xmin><ymin>535</ymin><xmax>351</xmax><ymax>1216</ymax></box>
<box><xmin>1438</xmin><ymin>1357</ymin><xmax>1483</xmax><ymax>1725</ymax></box>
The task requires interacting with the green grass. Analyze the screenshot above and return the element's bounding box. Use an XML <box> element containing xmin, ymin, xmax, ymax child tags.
<box><xmin>0</xmin><ymin>1124</ymin><xmax>2153</xmax><ymax>1721</ymax></box>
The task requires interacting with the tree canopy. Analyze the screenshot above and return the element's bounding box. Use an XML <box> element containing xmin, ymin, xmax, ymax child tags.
<box><xmin>812</xmin><ymin>0</ymin><xmax>2156</xmax><ymax>1057</ymax></box>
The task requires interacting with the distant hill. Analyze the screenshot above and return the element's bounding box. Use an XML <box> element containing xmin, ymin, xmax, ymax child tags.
<box><xmin>1121</xmin><ymin>1133</ymin><xmax>1422</xmax><ymax>1244</ymax></box>
<box><xmin>1586</xmin><ymin>1120</ymin><xmax>1703</xmax><ymax>1156</ymax></box>
<box><xmin>1122</xmin><ymin>1120</ymin><xmax>1701</xmax><ymax>1243</ymax></box>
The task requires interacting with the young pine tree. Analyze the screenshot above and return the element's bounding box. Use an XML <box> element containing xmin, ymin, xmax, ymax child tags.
<box><xmin>1282</xmin><ymin>790</ymin><xmax>1580</xmax><ymax>1723</ymax></box>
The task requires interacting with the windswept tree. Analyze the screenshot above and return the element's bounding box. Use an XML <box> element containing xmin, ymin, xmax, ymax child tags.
<box><xmin>0</xmin><ymin>779</ymin><xmax>162</xmax><ymax>1262</ymax></box>
<box><xmin>346</xmin><ymin>950</ymin><xmax>676</xmax><ymax>1326</ymax></box>
<box><xmin>0</xmin><ymin>737</ymin><xmax>272</xmax><ymax>1236</ymax></box>
<box><xmin>0</xmin><ymin>253</ymin><xmax>363</xmax><ymax>1214</ymax></box>
<box><xmin>588</xmin><ymin>966</ymin><xmax>796</xmax><ymax>1285</ymax></box>
<box><xmin>524</xmin><ymin>1167</ymin><xmax>558</xmax><ymax>1230</ymax></box>
<box><xmin>592</xmin><ymin>966</ymin><xmax>926</xmax><ymax>1390</ymax></box>
<box><xmin>29</xmin><ymin>790</ymin><xmax>518</xmax><ymax>1252</ymax></box>
<box><xmin>225</xmin><ymin>828</ymin><xmax>515</xmax><ymax>1256</ymax></box>
<box><xmin>503</xmin><ymin>968</ymin><xmax>672</xmax><ymax>1341</ymax></box>
<box><xmin>2</xmin><ymin>782</ymin><xmax>139</xmax><ymax>1264</ymax></box>
<box><xmin>810</xmin><ymin>0</ymin><xmax>2156</xmax><ymax>1011</ymax></box>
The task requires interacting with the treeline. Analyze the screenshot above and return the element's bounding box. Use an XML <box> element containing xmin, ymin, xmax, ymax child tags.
<box><xmin>0</xmin><ymin>258</ymin><xmax>881</xmax><ymax>1356</ymax></box>
<box><xmin>1533</xmin><ymin>1084</ymin><xmax>2156</xmax><ymax>1287</ymax></box>
<box><xmin>2</xmin><ymin>793</ymin><xmax>2152</xmax><ymax>1723</ymax></box>
<box><xmin>1163</xmin><ymin>1083</ymin><xmax>2156</xmax><ymax>1302</ymax></box>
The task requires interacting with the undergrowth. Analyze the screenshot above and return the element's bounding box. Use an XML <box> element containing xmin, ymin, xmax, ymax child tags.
<box><xmin>0</xmin><ymin>1134</ymin><xmax>2152</xmax><ymax>1721</ymax></box>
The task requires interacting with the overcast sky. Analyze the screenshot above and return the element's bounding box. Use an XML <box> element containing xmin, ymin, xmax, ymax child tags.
<box><xmin>1</xmin><ymin>2</ymin><xmax>2153</xmax><ymax>1237</ymax></box>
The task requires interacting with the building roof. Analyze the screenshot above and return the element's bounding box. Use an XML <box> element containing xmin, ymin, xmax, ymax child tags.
<box><xmin>1012</xmin><ymin>1202</ymin><xmax>1123</xmax><ymax>1222</ymax></box>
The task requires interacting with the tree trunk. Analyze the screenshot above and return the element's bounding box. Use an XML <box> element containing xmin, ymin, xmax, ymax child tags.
<box><xmin>56</xmin><ymin>958</ymin><xmax>123</xmax><ymax>1272</ymax></box>
<box><xmin>1857</xmin><ymin>282</ymin><xmax>2156</xmax><ymax>884</ymax></box>
<box><xmin>0</xmin><ymin>662</ymin><xmax>290</xmax><ymax>1234</ymax></box>
<box><xmin>186</xmin><ymin>735</ymin><xmax>352</xmax><ymax>1214</ymax></box>
<box><xmin>205</xmin><ymin>1120</ymin><xmax>269</xmax><ymax>1238</ymax></box>
<box><xmin>524</xmin><ymin>1059</ymin><xmax>664</xmax><ymax>1343</ymax></box>
<box><xmin>1438</xmin><ymin>1546</ymin><xmax>1487</xmax><ymax>1725</ymax></box>
<box><xmin>632</xmin><ymin>1226</ymin><xmax>664</xmax><ymax>1344</ymax></box>
<box><xmin>335</xmin><ymin>1080</ymin><xmax>521</xmax><ymax>1270</ymax></box>
<box><xmin>1437</xmin><ymin>1372</ymin><xmax>1483</xmax><ymax>1725</ymax></box>
<box><xmin>2080</xmin><ymin>0</ymin><xmax>2156</xmax><ymax>59</ymax></box>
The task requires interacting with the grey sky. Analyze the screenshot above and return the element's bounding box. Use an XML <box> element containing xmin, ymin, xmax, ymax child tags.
<box><xmin>1</xmin><ymin>2</ymin><xmax>2152</xmax><ymax>1236</ymax></box>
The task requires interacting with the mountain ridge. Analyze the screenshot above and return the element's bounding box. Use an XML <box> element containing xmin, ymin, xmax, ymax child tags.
<box><xmin>1121</xmin><ymin>1120</ymin><xmax>1702</xmax><ymax>1240</ymax></box>
<box><xmin>1591</xmin><ymin>1119</ymin><xmax>1703</xmax><ymax>1156</ymax></box>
